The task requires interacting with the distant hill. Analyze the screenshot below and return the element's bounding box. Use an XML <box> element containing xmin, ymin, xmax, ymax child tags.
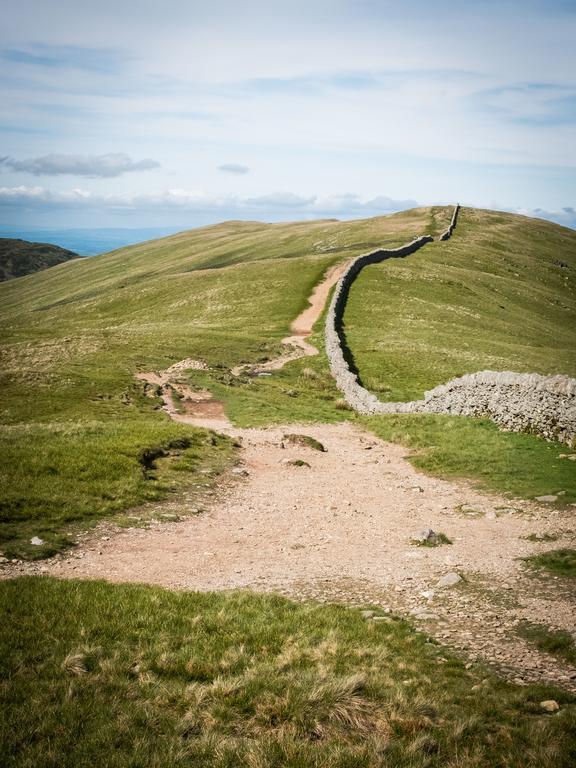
<box><xmin>0</xmin><ymin>238</ymin><xmax>80</xmax><ymax>281</ymax></box>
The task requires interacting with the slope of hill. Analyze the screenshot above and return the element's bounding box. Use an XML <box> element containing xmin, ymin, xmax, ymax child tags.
<box><xmin>344</xmin><ymin>208</ymin><xmax>576</xmax><ymax>401</ymax></box>
<box><xmin>0</xmin><ymin>206</ymin><xmax>575</xmax><ymax>560</ymax></box>
<box><xmin>0</xmin><ymin>207</ymin><xmax>447</xmax><ymax>557</ymax></box>
<box><xmin>0</xmin><ymin>238</ymin><xmax>80</xmax><ymax>281</ymax></box>
<box><xmin>2</xmin><ymin>206</ymin><xmax>576</xmax><ymax>765</ymax></box>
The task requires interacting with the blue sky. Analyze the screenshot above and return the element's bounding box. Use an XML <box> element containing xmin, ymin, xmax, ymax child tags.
<box><xmin>1</xmin><ymin>0</ymin><xmax>575</xmax><ymax>229</ymax></box>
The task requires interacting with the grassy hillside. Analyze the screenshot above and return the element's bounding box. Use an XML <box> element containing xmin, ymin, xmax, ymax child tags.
<box><xmin>1</xmin><ymin>206</ymin><xmax>575</xmax><ymax>558</ymax></box>
<box><xmin>0</xmin><ymin>207</ymin><xmax>444</xmax><ymax>558</ymax></box>
<box><xmin>2</xmin><ymin>577</ymin><xmax>574</xmax><ymax>768</ymax></box>
<box><xmin>340</xmin><ymin>208</ymin><xmax>576</xmax><ymax>502</ymax></box>
<box><xmin>0</xmin><ymin>238</ymin><xmax>80</xmax><ymax>282</ymax></box>
<box><xmin>343</xmin><ymin>208</ymin><xmax>576</xmax><ymax>401</ymax></box>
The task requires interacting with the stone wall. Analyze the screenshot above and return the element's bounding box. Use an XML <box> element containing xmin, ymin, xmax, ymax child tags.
<box><xmin>324</xmin><ymin>206</ymin><xmax>576</xmax><ymax>447</ymax></box>
<box><xmin>325</xmin><ymin>236</ymin><xmax>433</xmax><ymax>414</ymax></box>
<box><xmin>439</xmin><ymin>203</ymin><xmax>460</xmax><ymax>240</ymax></box>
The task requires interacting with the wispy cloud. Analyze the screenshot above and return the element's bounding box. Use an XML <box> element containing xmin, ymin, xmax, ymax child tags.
<box><xmin>513</xmin><ymin>205</ymin><xmax>576</xmax><ymax>229</ymax></box>
<box><xmin>0</xmin><ymin>185</ymin><xmax>416</xmax><ymax>217</ymax></box>
<box><xmin>1</xmin><ymin>43</ymin><xmax>127</xmax><ymax>74</ymax></box>
<box><xmin>471</xmin><ymin>82</ymin><xmax>576</xmax><ymax>126</ymax></box>
<box><xmin>218</xmin><ymin>163</ymin><xmax>250</xmax><ymax>175</ymax></box>
<box><xmin>0</xmin><ymin>153</ymin><xmax>160</xmax><ymax>178</ymax></box>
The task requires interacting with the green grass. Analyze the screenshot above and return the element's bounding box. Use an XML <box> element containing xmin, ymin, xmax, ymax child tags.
<box><xmin>344</xmin><ymin>207</ymin><xmax>576</xmax><ymax>401</ymax></box>
<box><xmin>0</xmin><ymin>209</ymin><xmax>437</xmax><ymax>555</ymax></box>
<box><xmin>2</xmin><ymin>205</ymin><xmax>576</xmax><ymax>557</ymax></box>
<box><xmin>516</xmin><ymin>621</ymin><xmax>576</xmax><ymax>665</ymax></box>
<box><xmin>363</xmin><ymin>414</ymin><xmax>576</xmax><ymax>504</ymax></box>
<box><xmin>524</xmin><ymin>548</ymin><xmax>576</xmax><ymax>577</ymax></box>
<box><xmin>0</xmin><ymin>421</ymin><xmax>233</xmax><ymax>560</ymax></box>
<box><xmin>411</xmin><ymin>532</ymin><xmax>452</xmax><ymax>547</ymax></box>
<box><xmin>1</xmin><ymin>577</ymin><xmax>575</xmax><ymax>768</ymax></box>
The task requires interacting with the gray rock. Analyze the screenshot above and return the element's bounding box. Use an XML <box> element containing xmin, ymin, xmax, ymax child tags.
<box><xmin>540</xmin><ymin>700</ymin><xmax>560</xmax><ymax>713</ymax></box>
<box><xmin>232</xmin><ymin>467</ymin><xmax>249</xmax><ymax>477</ymax></box>
<box><xmin>535</xmin><ymin>495</ymin><xmax>558</xmax><ymax>503</ymax></box>
<box><xmin>411</xmin><ymin>528</ymin><xmax>436</xmax><ymax>544</ymax></box>
<box><xmin>436</xmin><ymin>572</ymin><xmax>462</xmax><ymax>588</ymax></box>
<box><xmin>30</xmin><ymin>536</ymin><xmax>44</xmax><ymax>546</ymax></box>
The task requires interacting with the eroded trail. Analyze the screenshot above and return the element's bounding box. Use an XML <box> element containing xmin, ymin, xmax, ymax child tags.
<box><xmin>136</xmin><ymin>260</ymin><xmax>348</xmax><ymax>425</ymax></box>
<box><xmin>8</xmin><ymin>257</ymin><xmax>575</xmax><ymax>692</ymax></box>
<box><xmin>13</xmin><ymin>420</ymin><xmax>576</xmax><ymax>689</ymax></box>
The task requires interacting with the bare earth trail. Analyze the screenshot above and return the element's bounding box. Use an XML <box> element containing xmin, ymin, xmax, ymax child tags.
<box><xmin>9</xmin><ymin>259</ymin><xmax>576</xmax><ymax>691</ymax></box>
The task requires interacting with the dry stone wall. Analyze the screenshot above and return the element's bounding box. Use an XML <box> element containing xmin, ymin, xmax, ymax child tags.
<box><xmin>439</xmin><ymin>203</ymin><xmax>460</xmax><ymax>240</ymax></box>
<box><xmin>325</xmin><ymin>206</ymin><xmax>576</xmax><ymax>446</ymax></box>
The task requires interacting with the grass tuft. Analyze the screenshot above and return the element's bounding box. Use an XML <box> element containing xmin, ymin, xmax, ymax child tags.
<box><xmin>524</xmin><ymin>548</ymin><xmax>576</xmax><ymax>578</ymax></box>
<box><xmin>283</xmin><ymin>433</ymin><xmax>326</xmax><ymax>452</ymax></box>
<box><xmin>516</xmin><ymin>621</ymin><xmax>576</xmax><ymax>665</ymax></box>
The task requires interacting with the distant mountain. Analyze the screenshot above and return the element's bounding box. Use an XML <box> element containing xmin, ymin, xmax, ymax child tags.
<box><xmin>0</xmin><ymin>238</ymin><xmax>81</xmax><ymax>281</ymax></box>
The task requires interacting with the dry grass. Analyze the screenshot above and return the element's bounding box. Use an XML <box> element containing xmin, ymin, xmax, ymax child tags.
<box><xmin>2</xmin><ymin>577</ymin><xmax>575</xmax><ymax>767</ymax></box>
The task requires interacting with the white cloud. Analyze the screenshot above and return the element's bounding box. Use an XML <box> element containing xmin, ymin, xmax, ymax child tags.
<box><xmin>0</xmin><ymin>184</ymin><xmax>417</xmax><ymax>217</ymax></box>
<box><xmin>0</xmin><ymin>153</ymin><xmax>160</xmax><ymax>178</ymax></box>
<box><xmin>218</xmin><ymin>163</ymin><xmax>249</xmax><ymax>175</ymax></box>
<box><xmin>513</xmin><ymin>205</ymin><xmax>576</xmax><ymax>229</ymax></box>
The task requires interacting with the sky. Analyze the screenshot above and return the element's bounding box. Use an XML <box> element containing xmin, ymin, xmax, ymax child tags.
<box><xmin>1</xmin><ymin>0</ymin><xmax>575</xmax><ymax>231</ymax></box>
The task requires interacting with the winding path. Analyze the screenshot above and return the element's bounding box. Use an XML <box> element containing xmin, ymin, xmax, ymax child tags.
<box><xmin>7</xmin><ymin>207</ymin><xmax>575</xmax><ymax>692</ymax></box>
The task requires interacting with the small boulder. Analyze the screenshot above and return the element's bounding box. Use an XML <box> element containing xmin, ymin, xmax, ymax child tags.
<box><xmin>232</xmin><ymin>467</ymin><xmax>249</xmax><ymax>477</ymax></box>
<box><xmin>540</xmin><ymin>700</ymin><xmax>560</xmax><ymax>713</ymax></box>
<box><xmin>30</xmin><ymin>536</ymin><xmax>44</xmax><ymax>546</ymax></box>
<box><xmin>535</xmin><ymin>495</ymin><xmax>558</xmax><ymax>503</ymax></box>
<box><xmin>436</xmin><ymin>572</ymin><xmax>462</xmax><ymax>588</ymax></box>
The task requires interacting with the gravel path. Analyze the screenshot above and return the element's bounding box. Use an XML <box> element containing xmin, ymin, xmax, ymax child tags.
<box><xmin>4</xmin><ymin>258</ymin><xmax>575</xmax><ymax>691</ymax></box>
<box><xmin>8</xmin><ymin>420</ymin><xmax>575</xmax><ymax>689</ymax></box>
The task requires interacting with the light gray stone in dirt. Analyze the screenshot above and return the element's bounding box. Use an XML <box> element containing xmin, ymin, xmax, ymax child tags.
<box><xmin>411</xmin><ymin>529</ymin><xmax>444</xmax><ymax>546</ymax></box>
<box><xmin>436</xmin><ymin>572</ymin><xmax>462</xmax><ymax>588</ymax></box>
<box><xmin>411</xmin><ymin>528</ymin><xmax>433</xmax><ymax>543</ymax></box>
<box><xmin>30</xmin><ymin>536</ymin><xmax>44</xmax><ymax>546</ymax></box>
<box><xmin>535</xmin><ymin>495</ymin><xmax>558</xmax><ymax>503</ymax></box>
<box><xmin>232</xmin><ymin>468</ymin><xmax>249</xmax><ymax>477</ymax></box>
<box><xmin>540</xmin><ymin>700</ymin><xmax>560</xmax><ymax>713</ymax></box>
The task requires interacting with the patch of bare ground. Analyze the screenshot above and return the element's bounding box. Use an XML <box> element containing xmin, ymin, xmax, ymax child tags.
<box><xmin>5</xmin><ymin>421</ymin><xmax>575</xmax><ymax>691</ymax></box>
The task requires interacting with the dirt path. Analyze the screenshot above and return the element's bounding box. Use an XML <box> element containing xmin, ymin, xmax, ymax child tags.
<box><xmin>231</xmin><ymin>260</ymin><xmax>348</xmax><ymax>376</ymax></box>
<box><xmin>5</xmin><ymin>258</ymin><xmax>575</xmax><ymax>691</ymax></box>
<box><xmin>137</xmin><ymin>260</ymin><xmax>348</xmax><ymax>423</ymax></box>
<box><xmin>11</xmin><ymin>421</ymin><xmax>575</xmax><ymax>688</ymax></box>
